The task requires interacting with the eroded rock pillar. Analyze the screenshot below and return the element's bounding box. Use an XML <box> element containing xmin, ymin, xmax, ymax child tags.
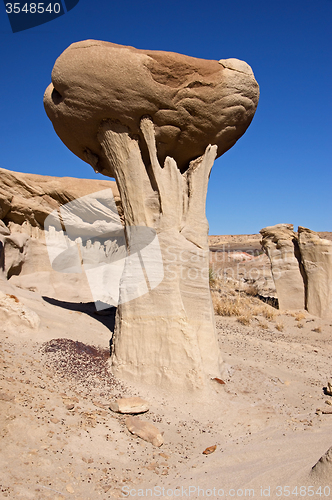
<box><xmin>260</xmin><ymin>224</ymin><xmax>305</xmax><ymax>311</ymax></box>
<box><xmin>298</xmin><ymin>226</ymin><xmax>332</xmax><ymax>319</ymax></box>
<box><xmin>98</xmin><ymin>118</ymin><xmax>223</xmax><ymax>391</ymax></box>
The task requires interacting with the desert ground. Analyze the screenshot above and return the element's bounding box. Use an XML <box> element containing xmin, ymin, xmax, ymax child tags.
<box><xmin>1</xmin><ymin>232</ymin><xmax>332</xmax><ymax>499</ymax></box>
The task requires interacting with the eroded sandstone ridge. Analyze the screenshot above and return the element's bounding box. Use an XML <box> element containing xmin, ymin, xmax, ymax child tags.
<box><xmin>260</xmin><ymin>224</ymin><xmax>332</xmax><ymax>319</ymax></box>
<box><xmin>0</xmin><ymin>167</ymin><xmax>121</xmax><ymax>228</ymax></box>
<box><xmin>44</xmin><ymin>41</ymin><xmax>260</xmax><ymax>391</ymax></box>
<box><xmin>0</xmin><ymin>167</ymin><xmax>120</xmax><ymax>303</ymax></box>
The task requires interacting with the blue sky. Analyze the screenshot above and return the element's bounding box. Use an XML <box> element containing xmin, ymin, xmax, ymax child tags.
<box><xmin>1</xmin><ymin>0</ymin><xmax>331</xmax><ymax>235</ymax></box>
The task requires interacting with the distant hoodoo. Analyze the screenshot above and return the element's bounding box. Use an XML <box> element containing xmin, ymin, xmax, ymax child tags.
<box><xmin>260</xmin><ymin>224</ymin><xmax>332</xmax><ymax>319</ymax></box>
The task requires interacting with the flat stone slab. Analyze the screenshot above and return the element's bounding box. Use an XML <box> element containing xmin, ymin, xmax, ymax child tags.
<box><xmin>125</xmin><ymin>416</ymin><xmax>163</xmax><ymax>447</ymax></box>
<box><xmin>110</xmin><ymin>397</ymin><xmax>149</xmax><ymax>414</ymax></box>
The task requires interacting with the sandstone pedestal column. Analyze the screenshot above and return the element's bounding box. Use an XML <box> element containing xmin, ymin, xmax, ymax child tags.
<box><xmin>98</xmin><ymin>118</ymin><xmax>222</xmax><ymax>390</ymax></box>
<box><xmin>260</xmin><ymin>224</ymin><xmax>305</xmax><ymax>311</ymax></box>
<box><xmin>298</xmin><ymin>226</ymin><xmax>332</xmax><ymax>320</ymax></box>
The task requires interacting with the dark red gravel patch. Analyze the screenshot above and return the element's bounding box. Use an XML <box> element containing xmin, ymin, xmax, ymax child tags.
<box><xmin>41</xmin><ymin>338</ymin><xmax>126</xmax><ymax>397</ymax></box>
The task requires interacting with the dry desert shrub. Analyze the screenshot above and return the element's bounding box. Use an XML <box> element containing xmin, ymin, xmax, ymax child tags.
<box><xmin>287</xmin><ymin>310</ymin><xmax>307</xmax><ymax>320</ymax></box>
<box><xmin>211</xmin><ymin>293</ymin><xmax>245</xmax><ymax>317</ymax></box>
<box><xmin>211</xmin><ymin>288</ymin><xmax>277</xmax><ymax>327</ymax></box>
<box><xmin>275</xmin><ymin>322</ymin><xmax>284</xmax><ymax>332</ymax></box>
<box><xmin>295</xmin><ymin>311</ymin><xmax>306</xmax><ymax>322</ymax></box>
<box><xmin>260</xmin><ymin>306</ymin><xmax>277</xmax><ymax>321</ymax></box>
<box><xmin>209</xmin><ymin>267</ymin><xmax>217</xmax><ymax>288</ymax></box>
<box><xmin>245</xmin><ymin>284</ymin><xmax>259</xmax><ymax>297</ymax></box>
<box><xmin>247</xmin><ymin>300</ymin><xmax>278</xmax><ymax>321</ymax></box>
<box><xmin>296</xmin><ymin>322</ymin><xmax>304</xmax><ymax>329</ymax></box>
<box><xmin>237</xmin><ymin>315</ymin><xmax>252</xmax><ymax>326</ymax></box>
<box><xmin>312</xmin><ymin>326</ymin><xmax>322</xmax><ymax>333</ymax></box>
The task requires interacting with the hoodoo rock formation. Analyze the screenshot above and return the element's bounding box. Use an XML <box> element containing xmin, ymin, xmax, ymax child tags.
<box><xmin>298</xmin><ymin>227</ymin><xmax>332</xmax><ymax>320</ymax></box>
<box><xmin>260</xmin><ymin>224</ymin><xmax>305</xmax><ymax>311</ymax></box>
<box><xmin>260</xmin><ymin>224</ymin><xmax>332</xmax><ymax>319</ymax></box>
<box><xmin>44</xmin><ymin>40</ymin><xmax>260</xmax><ymax>391</ymax></box>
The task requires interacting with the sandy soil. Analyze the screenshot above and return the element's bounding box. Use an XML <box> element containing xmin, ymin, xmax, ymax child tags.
<box><xmin>1</xmin><ymin>275</ymin><xmax>332</xmax><ymax>499</ymax></box>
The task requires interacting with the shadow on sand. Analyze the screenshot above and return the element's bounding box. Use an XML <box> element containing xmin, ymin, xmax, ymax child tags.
<box><xmin>42</xmin><ymin>296</ymin><xmax>116</xmax><ymax>335</ymax></box>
